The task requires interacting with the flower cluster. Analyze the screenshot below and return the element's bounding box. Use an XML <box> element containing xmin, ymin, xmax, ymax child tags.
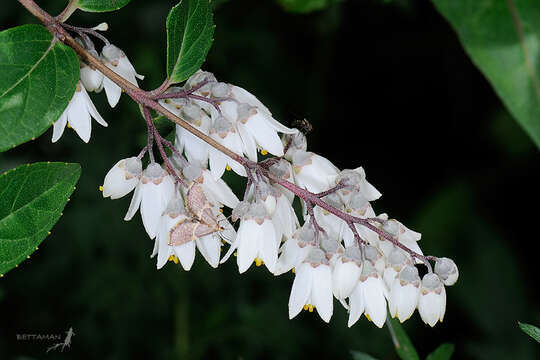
<box><xmin>100</xmin><ymin>70</ymin><xmax>459</xmax><ymax>329</ymax></box>
<box><xmin>52</xmin><ymin>36</ymin><xmax>143</xmax><ymax>143</ymax></box>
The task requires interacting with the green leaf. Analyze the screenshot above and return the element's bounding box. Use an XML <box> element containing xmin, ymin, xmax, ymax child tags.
<box><xmin>518</xmin><ymin>322</ymin><xmax>540</xmax><ymax>343</ymax></box>
<box><xmin>426</xmin><ymin>343</ymin><xmax>455</xmax><ymax>360</ymax></box>
<box><xmin>0</xmin><ymin>162</ymin><xmax>81</xmax><ymax>276</ymax></box>
<box><xmin>432</xmin><ymin>0</ymin><xmax>540</xmax><ymax>149</ymax></box>
<box><xmin>276</xmin><ymin>0</ymin><xmax>342</xmax><ymax>13</ymax></box>
<box><xmin>0</xmin><ymin>24</ymin><xmax>79</xmax><ymax>152</ymax></box>
<box><xmin>77</xmin><ymin>0</ymin><xmax>131</xmax><ymax>12</ymax></box>
<box><xmin>386</xmin><ymin>316</ymin><xmax>419</xmax><ymax>360</ymax></box>
<box><xmin>350</xmin><ymin>350</ymin><xmax>380</xmax><ymax>360</ymax></box>
<box><xmin>166</xmin><ymin>0</ymin><xmax>214</xmax><ymax>84</ymax></box>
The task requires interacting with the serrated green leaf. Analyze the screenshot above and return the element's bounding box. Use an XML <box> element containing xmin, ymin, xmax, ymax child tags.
<box><xmin>350</xmin><ymin>350</ymin><xmax>380</xmax><ymax>360</ymax></box>
<box><xmin>426</xmin><ymin>343</ymin><xmax>455</xmax><ymax>360</ymax></box>
<box><xmin>0</xmin><ymin>24</ymin><xmax>79</xmax><ymax>152</ymax></box>
<box><xmin>432</xmin><ymin>0</ymin><xmax>540</xmax><ymax>149</ymax></box>
<box><xmin>0</xmin><ymin>162</ymin><xmax>81</xmax><ymax>275</ymax></box>
<box><xmin>386</xmin><ymin>316</ymin><xmax>419</xmax><ymax>360</ymax></box>
<box><xmin>77</xmin><ymin>0</ymin><xmax>131</xmax><ymax>12</ymax></box>
<box><xmin>276</xmin><ymin>0</ymin><xmax>342</xmax><ymax>13</ymax></box>
<box><xmin>518</xmin><ymin>322</ymin><xmax>540</xmax><ymax>343</ymax></box>
<box><xmin>166</xmin><ymin>0</ymin><xmax>214</xmax><ymax>84</ymax></box>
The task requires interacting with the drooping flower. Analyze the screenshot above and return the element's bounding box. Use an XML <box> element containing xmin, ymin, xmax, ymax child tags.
<box><xmin>332</xmin><ymin>246</ymin><xmax>363</xmax><ymax>300</ymax></box>
<box><xmin>221</xmin><ymin>201</ymin><xmax>279</xmax><ymax>273</ymax></box>
<box><xmin>418</xmin><ymin>273</ymin><xmax>446</xmax><ymax>327</ymax></box>
<box><xmin>288</xmin><ymin>248</ymin><xmax>333</xmax><ymax>323</ymax></box>
<box><xmin>100</xmin><ymin>44</ymin><xmax>143</xmax><ymax>107</ymax></box>
<box><xmin>434</xmin><ymin>257</ymin><xmax>459</xmax><ymax>286</ymax></box>
<box><xmin>102</xmin><ymin>157</ymin><xmax>142</xmax><ymax>199</ymax></box>
<box><xmin>52</xmin><ymin>81</ymin><xmax>107</xmax><ymax>143</ymax></box>
<box><xmin>388</xmin><ymin>265</ymin><xmax>421</xmax><ymax>322</ymax></box>
<box><xmin>124</xmin><ymin>163</ymin><xmax>175</xmax><ymax>239</ymax></box>
<box><xmin>291</xmin><ymin>150</ymin><xmax>339</xmax><ymax>193</ymax></box>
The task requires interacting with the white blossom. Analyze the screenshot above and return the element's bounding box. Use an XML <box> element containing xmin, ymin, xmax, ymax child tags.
<box><xmin>124</xmin><ymin>163</ymin><xmax>175</xmax><ymax>239</ymax></box>
<box><xmin>101</xmin><ymin>44</ymin><xmax>143</xmax><ymax>107</ymax></box>
<box><xmin>288</xmin><ymin>249</ymin><xmax>333</xmax><ymax>322</ymax></box>
<box><xmin>291</xmin><ymin>150</ymin><xmax>339</xmax><ymax>193</ymax></box>
<box><xmin>332</xmin><ymin>246</ymin><xmax>363</xmax><ymax>300</ymax></box>
<box><xmin>418</xmin><ymin>273</ymin><xmax>447</xmax><ymax>327</ymax></box>
<box><xmin>52</xmin><ymin>81</ymin><xmax>107</xmax><ymax>143</ymax></box>
<box><xmin>434</xmin><ymin>257</ymin><xmax>459</xmax><ymax>286</ymax></box>
<box><xmin>102</xmin><ymin>157</ymin><xmax>142</xmax><ymax>199</ymax></box>
<box><xmin>388</xmin><ymin>265</ymin><xmax>421</xmax><ymax>322</ymax></box>
<box><xmin>348</xmin><ymin>262</ymin><xmax>388</xmax><ymax>328</ymax></box>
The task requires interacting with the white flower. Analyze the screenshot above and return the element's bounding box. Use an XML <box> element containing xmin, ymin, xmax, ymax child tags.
<box><xmin>52</xmin><ymin>81</ymin><xmax>107</xmax><ymax>143</ymax></box>
<box><xmin>434</xmin><ymin>257</ymin><xmax>459</xmax><ymax>286</ymax></box>
<box><xmin>80</xmin><ymin>50</ymin><xmax>103</xmax><ymax>92</ymax></box>
<box><xmin>383</xmin><ymin>248</ymin><xmax>411</xmax><ymax>289</ymax></box>
<box><xmin>418</xmin><ymin>273</ymin><xmax>446</xmax><ymax>327</ymax></box>
<box><xmin>268</xmin><ymin>159</ymin><xmax>295</xmax><ymax>203</ymax></box>
<box><xmin>101</xmin><ymin>44</ymin><xmax>143</xmax><ymax>108</ymax></box>
<box><xmin>347</xmin><ymin>262</ymin><xmax>388</xmax><ymax>328</ymax></box>
<box><xmin>102</xmin><ymin>157</ymin><xmax>142</xmax><ymax>199</ymax></box>
<box><xmin>292</xmin><ymin>150</ymin><xmax>339</xmax><ymax>193</ymax></box>
<box><xmin>382</xmin><ymin>219</ymin><xmax>423</xmax><ymax>263</ymax></box>
<box><xmin>175</xmin><ymin>102</ymin><xmax>212</xmax><ymax>167</ymax></box>
<box><xmin>337</xmin><ymin>167</ymin><xmax>381</xmax><ymax>203</ymax></box>
<box><xmin>221</xmin><ymin>201</ymin><xmax>278</xmax><ymax>273</ymax></box>
<box><xmin>272</xmin><ymin>191</ymin><xmax>299</xmax><ymax>240</ymax></box>
<box><xmin>208</xmin><ymin>115</ymin><xmax>247</xmax><ymax>179</ymax></box>
<box><xmin>388</xmin><ymin>265</ymin><xmax>421</xmax><ymax>322</ymax></box>
<box><xmin>236</xmin><ymin>103</ymin><xmax>296</xmax><ymax>158</ymax></box>
<box><xmin>275</xmin><ymin>222</ymin><xmax>317</xmax><ymax>275</ymax></box>
<box><xmin>124</xmin><ymin>163</ymin><xmax>175</xmax><ymax>239</ymax></box>
<box><xmin>332</xmin><ymin>246</ymin><xmax>363</xmax><ymax>300</ymax></box>
<box><xmin>288</xmin><ymin>249</ymin><xmax>333</xmax><ymax>322</ymax></box>
<box><xmin>364</xmin><ymin>245</ymin><xmax>386</xmax><ymax>275</ymax></box>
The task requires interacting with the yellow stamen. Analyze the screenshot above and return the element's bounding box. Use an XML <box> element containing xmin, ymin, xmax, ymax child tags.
<box><xmin>219</xmin><ymin>208</ymin><xmax>223</xmax><ymax>213</ymax></box>
<box><xmin>99</xmin><ymin>185</ymin><xmax>103</xmax><ymax>192</ymax></box>
<box><xmin>67</xmin><ymin>123</ymin><xmax>72</xmax><ymax>129</ymax></box>
<box><xmin>168</xmin><ymin>255</ymin><xmax>179</xmax><ymax>264</ymax></box>
<box><xmin>365</xmin><ymin>313</ymin><xmax>372</xmax><ymax>322</ymax></box>
<box><xmin>234</xmin><ymin>251</ymin><xmax>238</xmax><ymax>257</ymax></box>
<box><xmin>254</xmin><ymin>257</ymin><xmax>264</xmax><ymax>267</ymax></box>
<box><xmin>308</xmin><ymin>305</ymin><xmax>315</xmax><ymax>312</ymax></box>
<box><xmin>291</xmin><ymin>267</ymin><xmax>295</xmax><ymax>274</ymax></box>
<box><xmin>261</xmin><ymin>149</ymin><xmax>268</xmax><ymax>156</ymax></box>
<box><xmin>225</xmin><ymin>164</ymin><xmax>232</xmax><ymax>171</ymax></box>
<box><xmin>221</xmin><ymin>239</ymin><xmax>226</xmax><ymax>244</ymax></box>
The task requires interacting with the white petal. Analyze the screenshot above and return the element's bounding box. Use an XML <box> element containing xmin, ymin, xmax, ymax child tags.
<box><xmin>348</xmin><ymin>284</ymin><xmax>365</xmax><ymax>327</ymax></box>
<box><xmin>196</xmin><ymin>235</ymin><xmax>221</xmax><ymax>268</ymax></box>
<box><xmin>237</xmin><ymin>123</ymin><xmax>258</xmax><ymax>161</ymax></box>
<box><xmin>244</xmin><ymin>112</ymin><xmax>284</xmax><ymax>156</ymax></box>
<box><xmin>332</xmin><ymin>260</ymin><xmax>362</xmax><ymax>300</ymax></box>
<box><xmin>236</xmin><ymin>219</ymin><xmax>260</xmax><ymax>273</ymax></box>
<box><xmin>52</xmin><ymin>112</ymin><xmax>68</xmax><ymax>143</ymax></box>
<box><xmin>124</xmin><ymin>183</ymin><xmax>142</xmax><ymax>221</ymax></box>
<box><xmin>174</xmin><ymin>241</ymin><xmax>196</xmax><ymax>271</ymax></box>
<box><xmin>312</xmin><ymin>264</ymin><xmax>333</xmax><ymax>322</ymax></box>
<box><xmin>288</xmin><ymin>263</ymin><xmax>313</xmax><ymax>319</ymax></box>
<box><xmin>202</xmin><ymin>171</ymin><xmax>239</xmax><ymax>208</ymax></box>
<box><xmin>67</xmin><ymin>91</ymin><xmax>92</xmax><ymax>143</ymax></box>
<box><xmin>259</xmin><ymin>221</ymin><xmax>278</xmax><ymax>273</ymax></box>
<box><xmin>102</xmin><ymin>76</ymin><xmax>122</xmax><ymax>108</ymax></box>
<box><xmin>363</xmin><ymin>277</ymin><xmax>387</xmax><ymax>328</ymax></box>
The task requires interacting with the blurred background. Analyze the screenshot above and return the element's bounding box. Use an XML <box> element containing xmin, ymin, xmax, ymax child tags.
<box><xmin>1</xmin><ymin>0</ymin><xmax>539</xmax><ymax>359</ymax></box>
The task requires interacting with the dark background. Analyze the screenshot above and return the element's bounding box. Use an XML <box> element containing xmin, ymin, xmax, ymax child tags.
<box><xmin>1</xmin><ymin>0</ymin><xmax>539</xmax><ymax>359</ymax></box>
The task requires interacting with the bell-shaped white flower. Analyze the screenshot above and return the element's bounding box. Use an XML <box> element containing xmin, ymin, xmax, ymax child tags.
<box><xmin>388</xmin><ymin>265</ymin><xmax>421</xmax><ymax>322</ymax></box>
<box><xmin>275</xmin><ymin>221</ymin><xmax>317</xmax><ymax>275</ymax></box>
<box><xmin>383</xmin><ymin>248</ymin><xmax>412</xmax><ymax>289</ymax></box>
<box><xmin>382</xmin><ymin>219</ymin><xmax>424</xmax><ymax>263</ymax></box>
<box><xmin>102</xmin><ymin>157</ymin><xmax>142</xmax><ymax>199</ymax></box>
<box><xmin>268</xmin><ymin>159</ymin><xmax>295</xmax><ymax>203</ymax></box>
<box><xmin>208</xmin><ymin>115</ymin><xmax>247</xmax><ymax>179</ymax></box>
<box><xmin>288</xmin><ymin>249</ymin><xmax>333</xmax><ymax>323</ymax></box>
<box><xmin>101</xmin><ymin>44</ymin><xmax>143</xmax><ymax>107</ymax></box>
<box><xmin>332</xmin><ymin>246</ymin><xmax>363</xmax><ymax>300</ymax></box>
<box><xmin>52</xmin><ymin>81</ymin><xmax>107</xmax><ymax>143</ymax></box>
<box><xmin>434</xmin><ymin>257</ymin><xmax>459</xmax><ymax>286</ymax></box>
<box><xmin>124</xmin><ymin>163</ymin><xmax>175</xmax><ymax>239</ymax></box>
<box><xmin>418</xmin><ymin>273</ymin><xmax>446</xmax><ymax>327</ymax></box>
<box><xmin>221</xmin><ymin>201</ymin><xmax>278</xmax><ymax>273</ymax></box>
<box><xmin>80</xmin><ymin>50</ymin><xmax>103</xmax><ymax>92</ymax></box>
<box><xmin>175</xmin><ymin>102</ymin><xmax>212</xmax><ymax>167</ymax></box>
<box><xmin>348</xmin><ymin>262</ymin><xmax>388</xmax><ymax>328</ymax></box>
<box><xmin>337</xmin><ymin>167</ymin><xmax>381</xmax><ymax>203</ymax></box>
<box><xmin>292</xmin><ymin>150</ymin><xmax>339</xmax><ymax>193</ymax></box>
<box><xmin>236</xmin><ymin>103</ymin><xmax>296</xmax><ymax>158</ymax></box>
<box><xmin>272</xmin><ymin>191</ymin><xmax>299</xmax><ymax>240</ymax></box>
